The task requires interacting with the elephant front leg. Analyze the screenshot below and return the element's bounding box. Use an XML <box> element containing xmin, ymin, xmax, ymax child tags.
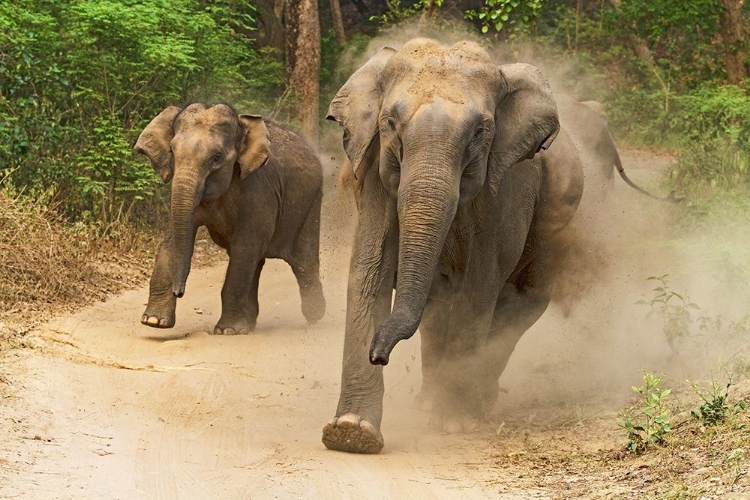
<box><xmin>481</xmin><ymin>264</ymin><xmax>553</xmax><ymax>411</ymax></box>
<box><xmin>432</xmin><ymin>264</ymin><xmax>503</xmax><ymax>433</ymax></box>
<box><xmin>322</xmin><ymin>254</ymin><xmax>397</xmax><ymax>454</ymax></box>
<box><xmin>431</xmin><ymin>307</ymin><xmax>496</xmax><ymax>434</ymax></box>
<box><xmin>322</xmin><ymin>293</ymin><xmax>391</xmax><ymax>454</ymax></box>
<box><xmin>415</xmin><ymin>297</ymin><xmax>451</xmax><ymax>411</ymax></box>
<box><xmin>322</xmin><ymin>177</ymin><xmax>398</xmax><ymax>454</ymax></box>
<box><xmin>142</xmin><ymin>236</ymin><xmax>178</xmax><ymax>328</ymax></box>
<box><xmin>213</xmin><ymin>246</ymin><xmax>264</xmax><ymax>335</ymax></box>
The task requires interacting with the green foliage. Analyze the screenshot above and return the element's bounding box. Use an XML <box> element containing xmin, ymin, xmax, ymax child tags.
<box><xmin>636</xmin><ymin>274</ymin><xmax>750</xmax><ymax>359</ymax></box>
<box><xmin>617</xmin><ymin>372</ymin><xmax>673</xmax><ymax>453</ymax></box>
<box><xmin>0</xmin><ymin>0</ymin><xmax>281</xmax><ymax>225</ymax></box>
<box><xmin>370</xmin><ymin>0</ymin><xmax>443</xmax><ymax>25</ymax></box>
<box><xmin>689</xmin><ymin>378</ymin><xmax>746</xmax><ymax>426</ymax></box>
<box><xmin>530</xmin><ymin>2</ymin><xmax>748</xmax><ymax>206</ymax></box>
<box><xmin>465</xmin><ymin>0</ymin><xmax>543</xmax><ymax>36</ymax></box>
<box><xmin>667</xmin><ymin>85</ymin><xmax>750</xmax><ymax>196</ymax></box>
<box><xmin>636</xmin><ymin>275</ymin><xmax>701</xmax><ymax>353</ymax></box>
<box><xmin>612</xmin><ymin>0</ymin><xmax>722</xmax><ymax>87</ymax></box>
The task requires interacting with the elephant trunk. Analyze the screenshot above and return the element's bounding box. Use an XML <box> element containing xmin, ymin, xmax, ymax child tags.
<box><xmin>170</xmin><ymin>170</ymin><xmax>204</xmax><ymax>297</ymax></box>
<box><xmin>369</xmin><ymin>161</ymin><xmax>460</xmax><ymax>366</ymax></box>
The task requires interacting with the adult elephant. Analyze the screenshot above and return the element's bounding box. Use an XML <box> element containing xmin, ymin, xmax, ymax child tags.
<box><xmin>322</xmin><ymin>39</ymin><xmax>584</xmax><ymax>454</ymax></box>
<box><xmin>135</xmin><ymin>103</ymin><xmax>325</xmax><ymax>334</ymax></box>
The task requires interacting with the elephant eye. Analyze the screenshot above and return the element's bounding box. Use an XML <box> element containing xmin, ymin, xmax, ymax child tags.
<box><xmin>472</xmin><ymin>127</ymin><xmax>485</xmax><ymax>143</ymax></box>
<box><xmin>210</xmin><ymin>153</ymin><xmax>224</xmax><ymax>165</ymax></box>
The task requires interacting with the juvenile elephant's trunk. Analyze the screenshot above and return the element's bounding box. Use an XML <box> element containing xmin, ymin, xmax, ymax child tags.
<box><xmin>369</xmin><ymin>163</ymin><xmax>460</xmax><ymax>365</ymax></box>
<box><xmin>170</xmin><ymin>170</ymin><xmax>204</xmax><ymax>297</ymax></box>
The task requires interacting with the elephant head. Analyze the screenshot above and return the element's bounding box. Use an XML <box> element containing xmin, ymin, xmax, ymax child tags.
<box><xmin>135</xmin><ymin>103</ymin><xmax>270</xmax><ymax>297</ymax></box>
<box><xmin>327</xmin><ymin>39</ymin><xmax>559</xmax><ymax>365</ymax></box>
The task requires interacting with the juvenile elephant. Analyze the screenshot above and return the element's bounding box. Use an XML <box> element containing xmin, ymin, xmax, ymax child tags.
<box><xmin>322</xmin><ymin>39</ymin><xmax>583</xmax><ymax>453</ymax></box>
<box><xmin>135</xmin><ymin>103</ymin><xmax>325</xmax><ymax>334</ymax></box>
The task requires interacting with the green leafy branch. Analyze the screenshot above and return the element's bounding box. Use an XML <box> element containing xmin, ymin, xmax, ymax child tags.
<box><xmin>465</xmin><ymin>0</ymin><xmax>543</xmax><ymax>35</ymax></box>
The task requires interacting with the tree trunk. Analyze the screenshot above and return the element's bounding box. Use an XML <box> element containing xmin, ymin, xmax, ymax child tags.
<box><xmin>718</xmin><ymin>0</ymin><xmax>747</xmax><ymax>84</ymax></box>
<box><xmin>607</xmin><ymin>0</ymin><xmax>670</xmax><ymax>108</ymax></box>
<box><xmin>330</xmin><ymin>0</ymin><xmax>346</xmax><ymax>44</ymax></box>
<box><xmin>285</xmin><ymin>0</ymin><xmax>321</xmax><ymax>146</ymax></box>
<box><xmin>253</xmin><ymin>0</ymin><xmax>286</xmax><ymax>59</ymax></box>
<box><xmin>419</xmin><ymin>0</ymin><xmax>439</xmax><ymax>22</ymax></box>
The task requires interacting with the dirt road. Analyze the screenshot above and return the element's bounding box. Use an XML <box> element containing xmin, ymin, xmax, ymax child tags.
<box><xmin>0</xmin><ymin>149</ymin><xmax>704</xmax><ymax>499</ymax></box>
<box><xmin>0</xmin><ymin>175</ymin><xmax>547</xmax><ymax>499</ymax></box>
<box><xmin>1</xmin><ymin>257</ymin><xmax>531</xmax><ymax>499</ymax></box>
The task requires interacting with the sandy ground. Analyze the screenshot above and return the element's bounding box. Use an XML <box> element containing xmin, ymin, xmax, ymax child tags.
<box><xmin>0</xmin><ymin>149</ymin><xmax>714</xmax><ymax>499</ymax></box>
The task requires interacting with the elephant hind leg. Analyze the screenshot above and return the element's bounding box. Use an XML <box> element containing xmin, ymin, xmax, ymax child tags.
<box><xmin>246</xmin><ymin>258</ymin><xmax>265</xmax><ymax>330</ymax></box>
<box><xmin>290</xmin><ymin>194</ymin><xmax>326</xmax><ymax>325</ymax></box>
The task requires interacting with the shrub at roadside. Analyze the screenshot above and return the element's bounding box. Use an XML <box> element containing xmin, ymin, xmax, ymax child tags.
<box><xmin>0</xmin><ymin>190</ymin><xmax>154</xmax><ymax>319</ymax></box>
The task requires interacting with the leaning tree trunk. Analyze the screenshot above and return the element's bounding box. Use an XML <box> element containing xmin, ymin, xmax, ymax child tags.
<box><xmin>330</xmin><ymin>0</ymin><xmax>346</xmax><ymax>44</ymax></box>
<box><xmin>718</xmin><ymin>0</ymin><xmax>747</xmax><ymax>84</ymax></box>
<box><xmin>285</xmin><ymin>0</ymin><xmax>321</xmax><ymax>146</ymax></box>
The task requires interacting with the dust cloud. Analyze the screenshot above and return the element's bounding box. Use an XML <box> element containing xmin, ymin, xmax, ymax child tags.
<box><xmin>320</xmin><ymin>22</ymin><xmax>750</xmax><ymax>424</ymax></box>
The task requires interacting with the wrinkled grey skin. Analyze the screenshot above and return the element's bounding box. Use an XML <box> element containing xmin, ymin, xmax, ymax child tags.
<box><xmin>322</xmin><ymin>39</ymin><xmax>583</xmax><ymax>454</ymax></box>
<box><xmin>135</xmin><ymin>103</ymin><xmax>325</xmax><ymax>334</ymax></box>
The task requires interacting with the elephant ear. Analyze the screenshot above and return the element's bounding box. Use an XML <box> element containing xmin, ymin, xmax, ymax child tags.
<box><xmin>237</xmin><ymin>114</ymin><xmax>271</xmax><ymax>180</ymax></box>
<box><xmin>134</xmin><ymin>106</ymin><xmax>182</xmax><ymax>183</ymax></box>
<box><xmin>326</xmin><ymin>47</ymin><xmax>396</xmax><ymax>179</ymax></box>
<box><xmin>489</xmin><ymin>63</ymin><xmax>560</xmax><ymax>196</ymax></box>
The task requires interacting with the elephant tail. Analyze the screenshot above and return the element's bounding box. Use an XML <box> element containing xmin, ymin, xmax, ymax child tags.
<box><xmin>614</xmin><ymin>150</ymin><xmax>682</xmax><ymax>203</ymax></box>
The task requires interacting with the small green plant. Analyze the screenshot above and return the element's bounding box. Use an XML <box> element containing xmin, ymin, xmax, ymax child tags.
<box><xmin>617</xmin><ymin>372</ymin><xmax>673</xmax><ymax>453</ymax></box>
<box><xmin>636</xmin><ymin>275</ymin><xmax>701</xmax><ymax>353</ymax></box>
<box><xmin>690</xmin><ymin>377</ymin><xmax>746</xmax><ymax>426</ymax></box>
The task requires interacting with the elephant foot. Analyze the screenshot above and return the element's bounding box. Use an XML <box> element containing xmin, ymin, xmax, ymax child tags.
<box><xmin>430</xmin><ymin>388</ymin><xmax>483</xmax><ymax>434</ymax></box>
<box><xmin>413</xmin><ymin>389</ymin><xmax>434</xmax><ymax>412</ymax></box>
<box><xmin>301</xmin><ymin>289</ymin><xmax>326</xmax><ymax>325</ymax></box>
<box><xmin>212</xmin><ymin>325</ymin><xmax>253</xmax><ymax>335</ymax></box>
<box><xmin>430</xmin><ymin>412</ymin><xmax>480</xmax><ymax>434</ymax></box>
<box><xmin>322</xmin><ymin>413</ymin><xmax>384</xmax><ymax>454</ymax></box>
<box><xmin>141</xmin><ymin>299</ymin><xmax>176</xmax><ymax>328</ymax></box>
<box><xmin>212</xmin><ymin>316</ymin><xmax>254</xmax><ymax>335</ymax></box>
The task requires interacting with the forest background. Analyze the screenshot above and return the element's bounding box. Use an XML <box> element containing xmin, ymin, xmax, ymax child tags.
<box><xmin>0</xmin><ymin>0</ymin><xmax>748</xmax><ymax>309</ymax></box>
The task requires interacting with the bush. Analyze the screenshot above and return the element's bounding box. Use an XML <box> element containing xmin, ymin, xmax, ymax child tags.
<box><xmin>667</xmin><ymin>85</ymin><xmax>750</xmax><ymax>195</ymax></box>
<box><xmin>0</xmin><ymin>0</ymin><xmax>283</xmax><ymax>225</ymax></box>
<box><xmin>0</xmin><ymin>189</ymin><xmax>148</xmax><ymax>309</ymax></box>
